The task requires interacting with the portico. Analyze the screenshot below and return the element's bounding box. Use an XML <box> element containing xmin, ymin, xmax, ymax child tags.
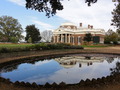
<box><xmin>53</xmin><ymin>34</ymin><xmax>82</xmax><ymax>45</ymax></box>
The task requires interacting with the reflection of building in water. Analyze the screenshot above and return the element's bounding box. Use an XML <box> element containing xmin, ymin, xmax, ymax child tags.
<box><xmin>54</xmin><ymin>56</ymin><xmax>104</xmax><ymax>68</ymax></box>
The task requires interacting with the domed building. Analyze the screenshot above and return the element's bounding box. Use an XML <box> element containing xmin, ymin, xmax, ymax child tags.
<box><xmin>53</xmin><ymin>22</ymin><xmax>105</xmax><ymax>45</ymax></box>
<box><xmin>54</xmin><ymin>56</ymin><xmax>104</xmax><ymax>68</ymax></box>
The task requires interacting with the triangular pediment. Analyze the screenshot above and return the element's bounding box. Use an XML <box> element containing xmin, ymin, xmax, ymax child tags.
<box><xmin>54</xmin><ymin>29</ymin><xmax>65</xmax><ymax>32</ymax></box>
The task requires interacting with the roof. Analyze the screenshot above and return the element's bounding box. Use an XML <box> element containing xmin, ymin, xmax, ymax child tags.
<box><xmin>61</xmin><ymin>22</ymin><xmax>76</xmax><ymax>26</ymax></box>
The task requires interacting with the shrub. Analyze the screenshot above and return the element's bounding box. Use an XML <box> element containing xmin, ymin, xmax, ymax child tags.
<box><xmin>0</xmin><ymin>48</ymin><xmax>9</xmax><ymax>53</ymax></box>
<box><xmin>55</xmin><ymin>43</ymin><xmax>71</xmax><ymax>49</ymax></box>
<box><xmin>47</xmin><ymin>44</ymin><xmax>57</xmax><ymax>49</ymax></box>
<box><xmin>47</xmin><ymin>43</ymin><xmax>71</xmax><ymax>49</ymax></box>
<box><xmin>64</xmin><ymin>45</ymin><xmax>84</xmax><ymax>49</ymax></box>
<box><xmin>30</xmin><ymin>43</ymin><xmax>48</xmax><ymax>50</ymax></box>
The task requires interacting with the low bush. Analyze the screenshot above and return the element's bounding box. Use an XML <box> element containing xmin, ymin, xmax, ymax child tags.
<box><xmin>30</xmin><ymin>43</ymin><xmax>48</xmax><ymax>50</ymax></box>
<box><xmin>64</xmin><ymin>45</ymin><xmax>84</xmax><ymax>49</ymax></box>
<box><xmin>0</xmin><ymin>48</ymin><xmax>9</xmax><ymax>53</ymax></box>
<box><xmin>47</xmin><ymin>43</ymin><xmax>71</xmax><ymax>49</ymax></box>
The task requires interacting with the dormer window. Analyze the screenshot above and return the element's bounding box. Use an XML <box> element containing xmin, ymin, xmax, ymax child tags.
<box><xmin>73</xmin><ymin>27</ymin><xmax>76</xmax><ymax>30</ymax></box>
<box><xmin>67</xmin><ymin>26</ymin><xmax>71</xmax><ymax>29</ymax></box>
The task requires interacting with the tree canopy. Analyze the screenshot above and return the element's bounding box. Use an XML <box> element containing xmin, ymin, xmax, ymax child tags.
<box><xmin>111</xmin><ymin>1</ymin><xmax>120</xmax><ymax>30</ymax></box>
<box><xmin>104</xmin><ymin>29</ymin><xmax>118</xmax><ymax>44</ymax></box>
<box><xmin>0</xmin><ymin>16</ymin><xmax>23</xmax><ymax>43</ymax></box>
<box><xmin>26</xmin><ymin>0</ymin><xmax>97</xmax><ymax>17</ymax></box>
<box><xmin>83</xmin><ymin>33</ymin><xmax>93</xmax><ymax>44</ymax></box>
<box><xmin>25</xmin><ymin>24</ymin><xmax>41</xmax><ymax>43</ymax></box>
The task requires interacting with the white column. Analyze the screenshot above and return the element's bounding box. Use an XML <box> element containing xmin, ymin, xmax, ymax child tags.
<box><xmin>69</xmin><ymin>34</ymin><xmax>70</xmax><ymax>43</ymax></box>
<box><xmin>65</xmin><ymin>34</ymin><xmax>67</xmax><ymax>43</ymax></box>
<box><xmin>73</xmin><ymin>36</ymin><xmax>74</xmax><ymax>45</ymax></box>
<box><xmin>61</xmin><ymin>34</ymin><xmax>63</xmax><ymax>43</ymax></box>
<box><xmin>78</xmin><ymin>36</ymin><xmax>80</xmax><ymax>45</ymax></box>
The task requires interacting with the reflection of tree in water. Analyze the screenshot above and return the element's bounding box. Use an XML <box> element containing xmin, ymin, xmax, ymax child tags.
<box><xmin>0</xmin><ymin>59</ymin><xmax>46</xmax><ymax>73</ymax></box>
<box><xmin>0</xmin><ymin>64</ymin><xmax>18</xmax><ymax>73</ymax></box>
<box><xmin>106</xmin><ymin>57</ymin><xmax>114</xmax><ymax>63</ymax></box>
<box><xmin>110</xmin><ymin>61</ymin><xmax>120</xmax><ymax>75</ymax></box>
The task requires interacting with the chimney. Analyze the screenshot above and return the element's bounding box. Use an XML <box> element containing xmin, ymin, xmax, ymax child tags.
<box><xmin>91</xmin><ymin>25</ymin><xmax>93</xmax><ymax>29</ymax></box>
<box><xmin>88</xmin><ymin>24</ymin><xmax>90</xmax><ymax>29</ymax></box>
<box><xmin>80</xmin><ymin>23</ymin><xmax>82</xmax><ymax>27</ymax></box>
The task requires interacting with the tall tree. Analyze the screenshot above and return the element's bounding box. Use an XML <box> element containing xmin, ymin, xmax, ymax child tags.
<box><xmin>41</xmin><ymin>30</ymin><xmax>53</xmax><ymax>42</ymax></box>
<box><xmin>117</xmin><ymin>29</ymin><xmax>120</xmax><ymax>35</ymax></box>
<box><xmin>25</xmin><ymin>25</ymin><xmax>41</xmax><ymax>43</ymax></box>
<box><xmin>116</xmin><ymin>29</ymin><xmax>120</xmax><ymax>41</ymax></box>
<box><xmin>83</xmin><ymin>33</ymin><xmax>93</xmax><ymax>44</ymax></box>
<box><xmin>111</xmin><ymin>1</ymin><xmax>120</xmax><ymax>30</ymax></box>
<box><xmin>0</xmin><ymin>16</ymin><xmax>23</xmax><ymax>43</ymax></box>
<box><xmin>25</xmin><ymin>0</ymin><xmax>97</xmax><ymax>17</ymax></box>
<box><xmin>104</xmin><ymin>29</ymin><xmax>118</xmax><ymax>44</ymax></box>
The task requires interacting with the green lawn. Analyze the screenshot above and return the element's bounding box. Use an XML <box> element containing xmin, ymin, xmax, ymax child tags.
<box><xmin>0</xmin><ymin>43</ymin><xmax>111</xmax><ymax>53</ymax></box>
<box><xmin>81</xmin><ymin>45</ymin><xmax>109</xmax><ymax>48</ymax></box>
<box><xmin>0</xmin><ymin>43</ymin><xmax>109</xmax><ymax>48</ymax></box>
<box><xmin>0</xmin><ymin>44</ymin><xmax>33</xmax><ymax>49</ymax></box>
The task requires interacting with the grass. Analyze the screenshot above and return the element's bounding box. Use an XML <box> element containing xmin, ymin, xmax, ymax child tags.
<box><xmin>0</xmin><ymin>43</ymin><xmax>33</xmax><ymax>49</ymax></box>
<box><xmin>81</xmin><ymin>44</ymin><xmax>109</xmax><ymax>48</ymax></box>
<box><xmin>0</xmin><ymin>43</ymin><xmax>84</xmax><ymax>53</ymax></box>
<box><xmin>0</xmin><ymin>43</ymin><xmax>110</xmax><ymax>49</ymax></box>
<box><xmin>0</xmin><ymin>44</ymin><xmax>33</xmax><ymax>53</ymax></box>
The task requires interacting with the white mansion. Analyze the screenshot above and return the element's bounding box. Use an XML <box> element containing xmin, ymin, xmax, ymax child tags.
<box><xmin>53</xmin><ymin>22</ymin><xmax>105</xmax><ymax>45</ymax></box>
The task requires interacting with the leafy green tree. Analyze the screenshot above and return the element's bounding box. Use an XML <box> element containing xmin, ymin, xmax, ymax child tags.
<box><xmin>104</xmin><ymin>29</ymin><xmax>118</xmax><ymax>44</ymax></box>
<box><xmin>117</xmin><ymin>29</ymin><xmax>120</xmax><ymax>34</ymax></box>
<box><xmin>10</xmin><ymin>37</ymin><xmax>19</xmax><ymax>43</ymax></box>
<box><xmin>25</xmin><ymin>0</ymin><xmax>97</xmax><ymax>17</ymax></box>
<box><xmin>0</xmin><ymin>16</ymin><xmax>23</xmax><ymax>42</ymax></box>
<box><xmin>25</xmin><ymin>25</ymin><xmax>41</xmax><ymax>43</ymax></box>
<box><xmin>116</xmin><ymin>29</ymin><xmax>120</xmax><ymax>41</ymax></box>
<box><xmin>0</xmin><ymin>32</ymin><xmax>8</xmax><ymax>42</ymax></box>
<box><xmin>83</xmin><ymin>33</ymin><xmax>93</xmax><ymax>44</ymax></box>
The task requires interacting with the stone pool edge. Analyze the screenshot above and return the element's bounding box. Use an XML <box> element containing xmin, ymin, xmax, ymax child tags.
<box><xmin>0</xmin><ymin>51</ymin><xmax>120</xmax><ymax>89</ymax></box>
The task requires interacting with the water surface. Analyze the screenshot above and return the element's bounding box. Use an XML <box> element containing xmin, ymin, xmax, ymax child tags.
<box><xmin>1</xmin><ymin>54</ymin><xmax>120</xmax><ymax>85</ymax></box>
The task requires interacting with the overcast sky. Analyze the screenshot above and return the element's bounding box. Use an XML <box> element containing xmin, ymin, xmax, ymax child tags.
<box><xmin>0</xmin><ymin>0</ymin><xmax>117</xmax><ymax>36</ymax></box>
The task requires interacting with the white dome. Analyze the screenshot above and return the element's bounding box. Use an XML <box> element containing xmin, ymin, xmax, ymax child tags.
<box><xmin>61</xmin><ymin>22</ymin><xmax>76</xmax><ymax>26</ymax></box>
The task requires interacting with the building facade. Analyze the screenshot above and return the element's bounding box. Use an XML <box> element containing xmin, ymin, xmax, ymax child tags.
<box><xmin>53</xmin><ymin>22</ymin><xmax>105</xmax><ymax>45</ymax></box>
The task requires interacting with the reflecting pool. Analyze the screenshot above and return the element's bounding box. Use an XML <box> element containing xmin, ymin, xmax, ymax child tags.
<box><xmin>0</xmin><ymin>54</ymin><xmax>120</xmax><ymax>85</ymax></box>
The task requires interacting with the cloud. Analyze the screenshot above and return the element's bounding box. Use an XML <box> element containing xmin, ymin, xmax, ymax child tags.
<box><xmin>32</xmin><ymin>19</ymin><xmax>54</xmax><ymax>30</ymax></box>
<box><xmin>8</xmin><ymin>0</ymin><xmax>25</xmax><ymax>6</ymax></box>
<box><xmin>34</xmin><ymin>60</ymin><xmax>52</xmax><ymax>66</ymax></box>
<box><xmin>56</xmin><ymin>0</ymin><xmax>115</xmax><ymax>31</ymax></box>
